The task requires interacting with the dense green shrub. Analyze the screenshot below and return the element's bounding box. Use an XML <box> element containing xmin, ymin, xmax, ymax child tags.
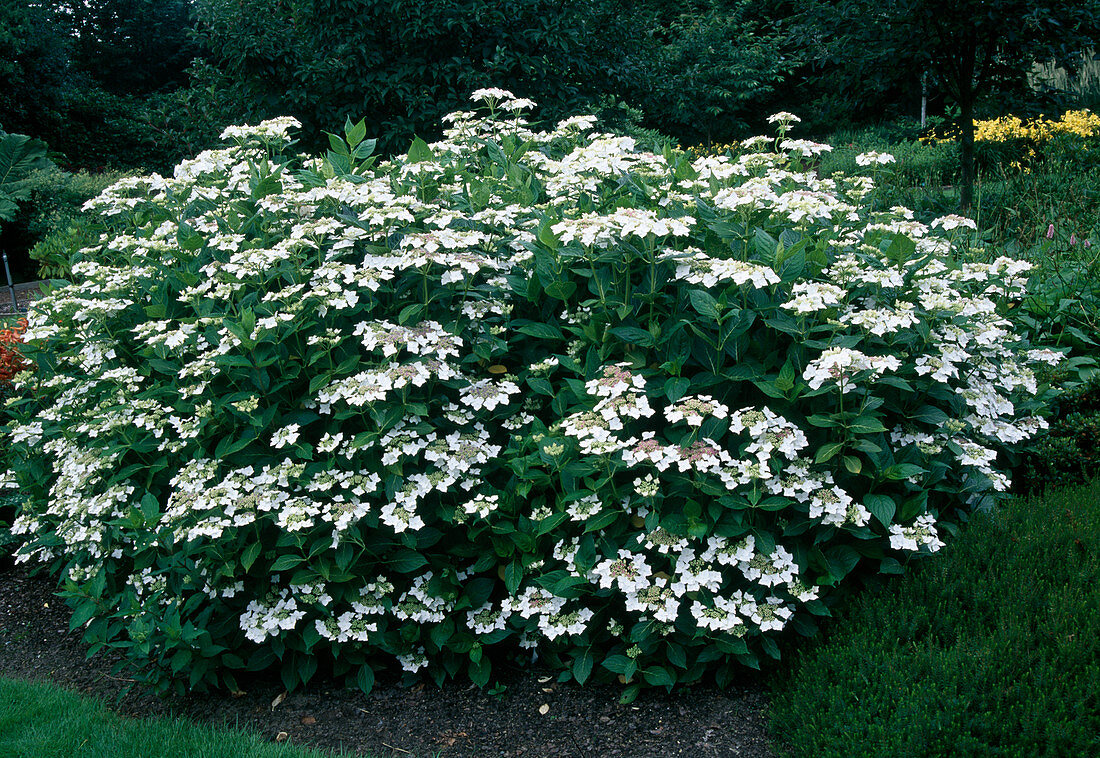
<box><xmin>1</xmin><ymin>2</ymin><xmax>203</xmax><ymax>173</ymax></box>
<box><xmin>0</xmin><ymin>3</ymin><xmax>70</xmax><ymax>145</ymax></box>
<box><xmin>815</xmin><ymin>131</ymin><xmax>960</xmax><ymax>216</ymax></box>
<box><xmin>0</xmin><ymin>131</ymin><xmax>54</xmax><ymax>224</ymax></box>
<box><xmin>0</xmin><ymin>167</ymin><xmax>130</xmax><ymax>281</ymax></box>
<box><xmin>4</xmin><ymin>93</ymin><xmax>1060</xmax><ymax>698</ymax></box>
<box><xmin>770</xmin><ymin>477</ymin><xmax>1100</xmax><ymax>757</ymax></box>
<box><xmin>621</xmin><ymin>0</ymin><xmax>794</xmax><ymax>146</ymax></box>
<box><xmin>191</xmin><ymin>0</ymin><xmax>647</xmax><ymax>156</ymax></box>
<box><xmin>1015</xmin><ymin>376</ymin><xmax>1100</xmax><ymax>493</ymax></box>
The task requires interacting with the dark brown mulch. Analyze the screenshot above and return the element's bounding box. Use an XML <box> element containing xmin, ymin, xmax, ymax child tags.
<box><xmin>0</xmin><ymin>565</ymin><xmax>778</xmax><ymax>758</ymax></box>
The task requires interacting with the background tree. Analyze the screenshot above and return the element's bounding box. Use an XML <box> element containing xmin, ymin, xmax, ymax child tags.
<box><xmin>59</xmin><ymin>0</ymin><xmax>198</xmax><ymax>96</ymax></box>
<box><xmin>795</xmin><ymin>0</ymin><xmax>1100</xmax><ymax>209</ymax></box>
<box><xmin>191</xmin><ymin>0</ymin><xmax>647</xmax><ymax>154</ymax></box>
<box><xmin>0</xmin><ymin>2</ymin><xmax>71</xmax><ymax>140</ymax></box>
<box><xmin>623</xmin><ymin>0</ymin><xmax>797</xmax><ymax>145</ymax></box>
<box><xmin>0</xmin><ymin>0</ymin><xmax>200</xmax><ymax>170</ymax></box>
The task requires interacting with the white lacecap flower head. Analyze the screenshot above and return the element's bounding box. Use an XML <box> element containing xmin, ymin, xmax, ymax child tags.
<box><xmin>855</xmin><ymin>151</ymin><xmax>896</xmax><ymax>166</ymax></box>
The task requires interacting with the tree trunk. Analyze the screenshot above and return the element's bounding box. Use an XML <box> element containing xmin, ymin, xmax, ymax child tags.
<box><xmin>959</xmin><ymin>94</ymin><xmax>975</xmax><ymax>213</ymax></box>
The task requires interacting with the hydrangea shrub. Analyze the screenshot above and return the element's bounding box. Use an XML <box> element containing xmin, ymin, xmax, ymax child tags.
<box><xmin>3</xmin><ymin>90</ymin><xmax>1062</xmax><ymax>697</ymax></box>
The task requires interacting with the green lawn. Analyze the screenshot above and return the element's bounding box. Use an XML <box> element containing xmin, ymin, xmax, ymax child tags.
<box><xmin>769</xmin><ymin>479</ymin><xmax>1100</xmax><ymax>757</ymax></box>
<box><xmin>0</xmin><ymin>677</ymin><xmax>348</xmax><ymax>758</ymax></box>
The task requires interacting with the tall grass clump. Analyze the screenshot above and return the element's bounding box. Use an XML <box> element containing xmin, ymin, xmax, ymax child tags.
<box><xmin>1</xmin><ymin>92</ymin><xmax>1063</xmax><ymax>698</ymax></box>
<box><xmin>769</xmin><ymin>477</ymin><xmax>1100</xmax><ymax>757</ymax></box>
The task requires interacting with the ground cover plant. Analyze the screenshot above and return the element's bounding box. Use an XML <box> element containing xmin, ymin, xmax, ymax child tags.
<box><xmin>769</xmin><ymin>476</ymin><xmax>1100</xmax><ymax>757</ymax></box>
<box><xmin>2</xmin><ymin>91</ymin><xmax>1064</xmax><ymax>700</ymax></box>
<box><xmin>0</xmin><ymin>676</ymin><xmax>343</xmax><ymax>758</ymax></box>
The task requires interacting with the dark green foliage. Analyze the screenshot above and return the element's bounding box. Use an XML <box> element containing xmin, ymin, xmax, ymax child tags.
<box><xmin>0</xmin><ymin>132</ymin><xmax>55</xmax><ymax>224</ymax></box>
<box><xmin>192</xmin><ymin>0</ymin><xmax>645</xmax><ymax>155</ymax></box>
<box><xmin>0</xmin><ymin>489</ymin><xmax>22</xmax><ymax>565</ymax></box>
<box><xmin>792</xmin><ymin>0</ymin><xmax>1100</xmax><ymax>209</ymax></box>
<box><xmin>0</xmin><ymin>3</ymin><xmax>71</xmax><ymax>142</ymax></box>
<box><xmin>770</xmin><ymin>478</ymin><xmax>1100</xmax><ymax>758</ymax></box>
<box><xmin>815</xmin><ymin>127</ymin><xmax>960</xmax><ymax>214</ymax></box>
<box><xmin>0</xmin><ymin>167</ymin><xmax>128</xmax><ymax>282</ymax></box>
<box><xmin>0</xmin><ymin>1</ymin><xmax>201</xmax><ymax>172</ymax></box>
<box><xmin>62</xmin><ymin>0</ymin><xmax>198</xmax><ymax>97</ymax></box>
<box><xmin>620</xmin><ymin>0</ymin><xmax>795</xmax><ymax>146</ymax></box>
<box><xmin>1016</xmin><ymin>378</ymin><xmax>1100</xmax><ymax>494</ymax></box>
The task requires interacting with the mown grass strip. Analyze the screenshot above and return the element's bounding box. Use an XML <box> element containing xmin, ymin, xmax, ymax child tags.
<box><xmin>0</xmin><ymin>677</ymin><xmax>350</xmax><ymax>758</ymax></box>
<box><xmin>769</xmin><ymin>479</ymin><xmax>1100</xmax><ymax>758</ymax></box>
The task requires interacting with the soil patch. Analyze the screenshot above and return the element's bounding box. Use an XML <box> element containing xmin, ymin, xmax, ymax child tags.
<box><xmin>0</xmin><ymin>565</ymin><xmax>777</xmax><ymax>757</ymax></box>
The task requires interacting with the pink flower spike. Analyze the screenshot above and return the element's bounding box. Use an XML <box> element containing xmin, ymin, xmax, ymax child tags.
<box><xmin>1070</xmin><ymin>233</ymin><xmax>1078</xmax><ymax>246</ymax></box>
<box><xmin>1046</xmin><ymin>223</ymin><xmax>1055</xmax><ymax>239</ymax></box>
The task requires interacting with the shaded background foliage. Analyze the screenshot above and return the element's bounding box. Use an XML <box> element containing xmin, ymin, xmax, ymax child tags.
<box><xmin>4</xmin><ymin>0</ymin><xmax>1098</xmax><ymax>170</ymax></box>
<box><xmin>1</xmin><ymin>1</ymin><xmax>1099</xmax><ymax>295</ymax></box>
<box><xmin>189</xmin><ymin>0</ymin><xmax>645</xmax><ymax>155</ymax></box>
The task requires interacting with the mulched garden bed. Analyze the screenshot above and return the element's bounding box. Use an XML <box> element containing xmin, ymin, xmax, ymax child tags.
<box><xmin>0</xmin><ymin>564</ymin><xmax>778</xmax><ymax>757</ymax></box>
<box><xmin>0</xmin><ymin>281</ymin><xmax>45</xmax><ymax>316</ymax></box>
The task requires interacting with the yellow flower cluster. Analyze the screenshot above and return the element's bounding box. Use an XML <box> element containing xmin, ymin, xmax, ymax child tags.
<box><xmin>972</xmin><ymin>109</ymin><xmax>1100</xmax><ymax>143</ymax></box>
<box><xmin>926</xmin><ymin>109</ymin><xmax>1100</xmax><ymax>144</ymax></box>
<box><xmin>683</xmin><ymin>142</ymin><xmax>741</xmax><ymax>159</ymax></box>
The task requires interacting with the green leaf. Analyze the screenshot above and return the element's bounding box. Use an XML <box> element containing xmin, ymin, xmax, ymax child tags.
<box><xmin>406</xmin><ymin>136</ymin><xmax>434</xmax><ymax>163</ymax></box>
<box><xmin>842</xmin><ymin>455</ymin><xmax>862</xmax><ymax>474</ymax></box>
<box><xmin>609</xmin><ymin>326</ymin><xmax>656</xmax><ymax>347</ymax></box>
<box><xmin>815</xmin><ymin>441</ymin><xmax>844</xmax><ymax>464</ymax></box>
<box><xmin>389</xmin><ymin>550</ymin><xmax>428</xmax><ymax>573</ymax></box>
<box><xmin>0</xmin><ymin>132</ymin><xmax>54</xmax><ymax>223</ymax></box>
<box><xmin>572</xmin><ymin>648</ymin><xmax>594</xmax><ymax>684</ymax></box>
<box><xmin>865</xmin><ymin>493</ymin><xmax>896</xmax><ymax>527</ymax></box>
<box><xmin>537</xmin><ymin>219</ymin><xmax>560</xmax><ymax>248</ymax></box>
<box><xmin>753</xmin><ymin>380</ymin><xmax>788</xmax><ymax>399</ymax></box>
<box><xmin>527</xmin><ymin>377</ymin><xmax>554</xmax><ymax>396</ymax></box>
<box><xmin>326</xmin><ymin>132</ymin><xmax>348</xmax><ymax>155</ymax></box>
<box><xmin>882</xmin><ymin>463</ymin><xmax>926</xmax><ymax>480</ymax></box>
<box><xmin>139</xmin><ymin>492</ymin><xmax>160</xmax><ymax>522</ymax></box>
<box><xmin>849</xmin><ymin>415</ymin><xmax>888</xmax><ymax>434</ymax></box>
<box><xmin>544</xmin><ymin>280</ymin><xmax>577</xmax><ymax>300</ymax></box>
<box><xmin>642</xmin><ymin>665</ymin><xmax>675</xmax><ymax>687</ymax></box>
<box><xmin>664</xmin><ymin>377</ymin><xmax>691</xmax><ymax>402</ymax></box>
<box><xmin>548</xmin><ymin>575</ymin><xmax>590</xmax><ymax>599</ymax></box>
<box><xmin>270</xmin><ymin>555</ymin><xmax>304</xmax><ymax>572</ymax></box>
<box><xmin>775</xmin><ymin>359</ymin><xmax>797</xmax><ymax>392</ymax></box>
<box><xmin>619</xmin><ymin>684</ymin><xmax>641</xmax><ymax>704</ymax></box>
<box><xmin>825</xmin><ymin>544</ymin><xmax>861</xmax><ymax>581</ymax></box>
<box><xmin>759</xmin><ymin>636</ymin><xmax>781</xmax><ymax>660</ymax></box>
<box><xmin>69</xmin><ymin>601</ymin><xmax>99</xmax><ymax>631</ymax></box>
<box><xmin>583</xmin><ymin>510</ymin><xmax>619</xmax><ymax>533</ymax></box>
<box><xmin>688</xmin><ymin>289</ymin><xmax>721</xmax><ymax>320</ymax></box>
<box><xmin>241</xmin><ymin>542</ymin><xmax>262</xmax><ymax>571</ymax></box>
<box><xmin>469</xmin><ymin>656</ymin><xmax>491</xmax><ymax>687</ymax></box>
<box><xmin>914</xmin><ymin>405</ymin><xmax>949</xmax><ymax>425</ymax></box>
<box><xmin>213</xmin><ymin>434</ymin><xmax>253</xmax><ymax>460</ymax></box>
<box><xmin>516</xmin><ymin>323</ymin><xmax>564</xmax><ymax>340</ymax></box>
<box><xmin>353</xmin><ymin>138</ymin><xmax>378</xmax><ymax>160</ymax></box>
<box><xmin>504</xmin><ymin>559</ymin><xmax>523</xmax><ymax>594</ymax></box>
<box><xmin>398</xmin><ymin>303</ymin><xmax>424</xmax><ymax>324</ymax></box>
<box><xmin>356</xmin><ymin>664</ymin><xmax>375</xmax><ymax>694</ymax></box>
<box><xmin>601</xmin><ymin>654</ymin><xmax>631</xmax><ymax>674</ymax></box>
<box><xmin>344</xmin><ymin>116</ymin><xmax>367</xmax><ymax>147</ymax></box>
